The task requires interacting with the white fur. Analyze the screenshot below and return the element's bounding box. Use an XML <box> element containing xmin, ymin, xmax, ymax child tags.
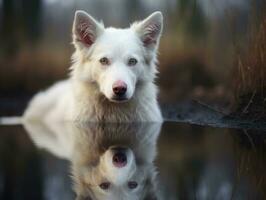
<box><xmin>23</xmin><ymin>11</ymin><xmax>163</xmax><ymax>122</ymax></box>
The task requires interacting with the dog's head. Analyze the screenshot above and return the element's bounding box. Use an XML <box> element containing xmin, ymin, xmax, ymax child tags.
<box><xmin>71</xmin><ymin>11</ymin><xmax>163</xmax><ymax>102</ymax></box>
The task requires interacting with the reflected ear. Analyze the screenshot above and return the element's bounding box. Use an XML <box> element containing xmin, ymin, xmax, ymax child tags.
<box><xmin>73</xmin><ymin>10</ymin><xmax>104</xmax><ymax>49</ymax></box>
<box><xmin>132</xmin><ymin>11</ymin><xmax>163</xmax><ymax>50</ymax></box>
<box><xmin>144</xmin><ymin>169</ymin><xmax>160</xmax><ymax>200</ymax></box>
<box><xmin>75</xmin><ymin>195</ymin><xmax>92</xmax><ymax>200</ymax></box>
<box><xmin>144</xmin><ymin>193</ymin><xmax>158</xmax><ymax>200</ymax></box>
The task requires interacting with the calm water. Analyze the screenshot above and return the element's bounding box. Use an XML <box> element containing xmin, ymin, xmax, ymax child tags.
<box><xmin>0</xmin><ymin>121</ymin><xmax>265</xmax><ymax>200</ymax></box>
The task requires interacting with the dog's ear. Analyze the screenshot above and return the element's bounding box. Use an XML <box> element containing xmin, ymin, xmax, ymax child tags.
<box><xmin>133</xmin><ymin>11</ymin><xmax>163</xmax><ymax>51</ymax></box>
<box><xmin>73</xmin><ymin>10</ymin><xmax>104</xmax><ymax>49</ymax></box>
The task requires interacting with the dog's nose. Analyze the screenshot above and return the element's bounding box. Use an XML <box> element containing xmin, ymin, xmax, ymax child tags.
<box><xmin>113</xmin><ymin>152</ymin><xmax>127</xmax><ymax>168</ymax></box>
<box><xmin>112</xmin><ymin>81</ymin><xmax>127</xmax><ymax>96</ymax></box>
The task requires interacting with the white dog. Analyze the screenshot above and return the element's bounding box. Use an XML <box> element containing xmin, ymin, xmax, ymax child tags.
<box><xmin>24</xmin><ymin>11</ymin><xmax>163</xmax><ymax>122</ymax></box>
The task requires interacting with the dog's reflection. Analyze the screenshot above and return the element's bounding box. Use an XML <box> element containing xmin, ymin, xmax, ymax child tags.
<box><xmin>24</xmin><ymin>122</ymin><xmax>162</xmax><ymax>200</ymax></box>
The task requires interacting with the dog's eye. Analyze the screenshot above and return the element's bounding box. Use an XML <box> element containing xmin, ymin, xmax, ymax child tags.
<box><xmin>128</xmin><ymin>181</ymin><xmax>138</xmax><ymax>189</ymax></box>
<box><xmin>99</xmin><ymin>182</ymin><xmax>110</xmax><ymax>190</ymax></box>
<box><xmin>99</xmin><ymin>57</ymin><xmax>110</xmax><ymax>65</ymax></box>
<box><xmin>128</xmin><ymin>58</ymin><xmax>138</xmax><ymax>66</ymax></box>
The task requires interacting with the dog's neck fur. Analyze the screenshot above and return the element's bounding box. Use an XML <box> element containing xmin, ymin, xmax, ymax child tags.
<box><xmin>71</xmin><ymin>78</ymin><xmax>159</xmax><ymax>122</ymax></box>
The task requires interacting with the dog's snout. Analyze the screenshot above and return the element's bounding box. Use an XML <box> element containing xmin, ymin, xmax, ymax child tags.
<box><xmin>112</xmin><ymin>81</ymin><xmax>127</xmax><ymax>96</ymax></box>
<box><xmin>112</xmin><ymin>150</ymin><xmax>127</xmax><ymax>168</ymax></box>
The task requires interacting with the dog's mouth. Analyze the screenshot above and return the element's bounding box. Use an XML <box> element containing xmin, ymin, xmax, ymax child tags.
<box><xmin>109</xmin><ymin>96</ymin><xmax>130</xmax><ymax>103</ymax></box>
<box><xmin>100</xmin><ymin>92</ymin><xmax>130</xmax><ymax>103</ymax></box>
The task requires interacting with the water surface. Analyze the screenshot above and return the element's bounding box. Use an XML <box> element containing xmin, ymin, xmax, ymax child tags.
<box><xmin>0</xmin><ymin>121</ymin><xmax>265</xmax><ymax>200</ymax></box>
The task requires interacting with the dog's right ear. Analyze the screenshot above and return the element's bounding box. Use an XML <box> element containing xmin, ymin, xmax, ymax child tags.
<box><xmin>73</xmin><ymin>10</ymin><xmax>104</xmax><ymax>49</ymax></box>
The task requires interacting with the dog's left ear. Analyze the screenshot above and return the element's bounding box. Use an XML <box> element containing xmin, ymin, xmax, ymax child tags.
<box><xmin>133</xmin><ymin>11</ymin><xmax>163</xmax><ymax>51</ymax></box>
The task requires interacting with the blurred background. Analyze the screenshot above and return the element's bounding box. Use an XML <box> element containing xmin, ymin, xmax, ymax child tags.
<box><xmin>1</xmin><ymin>2</ymin><xmax>266</xmax><ymax>199</ymax></box>
<box><xmin>0</xmin><ymin>0</ymin><xmax>265</xmax><ymax>118</ymax></box>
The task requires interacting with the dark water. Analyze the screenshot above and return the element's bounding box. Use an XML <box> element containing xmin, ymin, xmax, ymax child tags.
<box><xmin>0</xmin><ymin>121</ymin><xmax>265</xmax><ymax>200</ymax></box>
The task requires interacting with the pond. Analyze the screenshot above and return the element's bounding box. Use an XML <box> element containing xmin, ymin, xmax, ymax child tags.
<box><xmin>0</xmin><ymin>118</ymin><xmax>265</xmax><ymax>200</ymax></box>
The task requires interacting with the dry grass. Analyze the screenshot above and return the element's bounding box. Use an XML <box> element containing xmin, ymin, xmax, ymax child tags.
<box><xmin>0</xmin><ymin>44</ymin><xmax>71</xmax><ymax>94</ymax></box>
<box><xmin>233</xmin><ymin>14</ymin><xmax>266</xmax><ymax>120</ymax></box>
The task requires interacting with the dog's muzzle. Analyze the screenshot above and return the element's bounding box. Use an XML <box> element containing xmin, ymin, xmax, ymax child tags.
<box><xmin>111</xmin><ymin>81</ymin><xmax>128</xmax><ymax>102</ymax></box>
